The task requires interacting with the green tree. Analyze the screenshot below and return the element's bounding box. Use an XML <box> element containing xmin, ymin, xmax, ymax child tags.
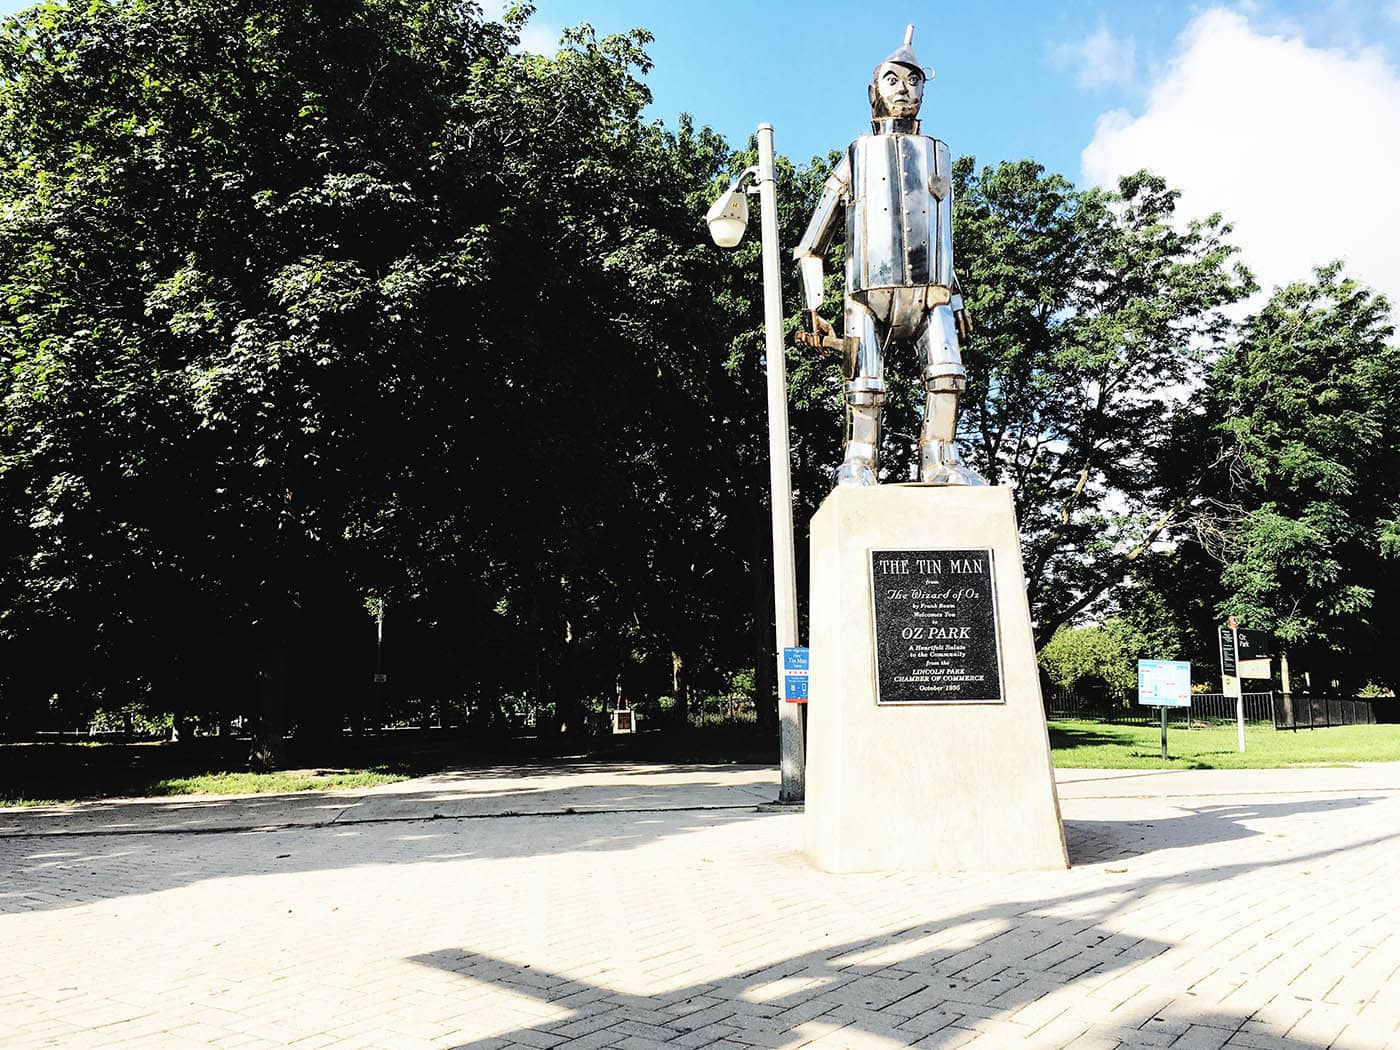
<box><xmin>0</xmin><ymin>1</ymin><xmax>774</xmax><ymax>758</ymax></box>
<box><xmin>1038</xmin><ymin>619</ymin><xmax>1157</xmax><ymax>704</ymax></box>
<box><xmin>1112</xmin><ymin>547</ymin><xmax>1222</xmax><ymax>676</ymax></box>
<box><xmin>951</xmin><ymin>161</ymin><xmax>1254</xmax><ymax>646</ymax></box>
<box><xmin>1209</xmin><ymin>264</ymin><xmax>1400</xmax><ymax>694</ymax></box>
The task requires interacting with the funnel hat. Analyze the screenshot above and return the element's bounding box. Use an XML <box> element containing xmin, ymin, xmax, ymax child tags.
<box><xmin>873</xmin><ymin>24</ymin><xmax>931</xmax><ymax>77</ymax></box>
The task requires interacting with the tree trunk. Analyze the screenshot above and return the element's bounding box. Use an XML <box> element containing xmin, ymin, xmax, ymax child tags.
<box><xmin>249</xmin><ymin>624</ymin><xmax>289</xmax><ymax>770</ymax></box>
<box><xmin>671</xmin><ymin>651</ymin><xmax>689</xmax><ymax>727</ymax></box>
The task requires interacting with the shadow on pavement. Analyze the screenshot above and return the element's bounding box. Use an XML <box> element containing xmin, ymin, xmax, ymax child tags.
<box><xmin>0</xmin><ymin>762</ymin><xmax>776</xmax><ymax>838</ymax></box>
<box><xmin>0</xmin><ymin>804</ymin><xmax>782</xmax><ymax>914</ymax></box>
<box><xmin>1064</xmin><ymin>795</ymin><xmax>1390</xmax><ymax>864</ymax></box>
<box><xmin>410</xmin><ymin>838</ymin><xmax>1377</xmax><ymax>1049</ymax></box>
<box><xmin>1</xmin><ymin>783</ymin><xmax>1390</xmax><ymax>918</ymax></box>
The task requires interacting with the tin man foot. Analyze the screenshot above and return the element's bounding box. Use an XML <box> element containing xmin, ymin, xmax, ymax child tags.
<box><xmin>838</xmin><ymin>400</ymin><xmax>881</xmax><ymax>487</ymax></box>
<box><xmin>918</xmin><ymin>383</ymin><xmax>985</xmax><ymax>486</ymax></box>
<box><xmin>919</xmin><ymin>435</ymin><xmax>985</xmax><ymax>485</ymax></box>
<box><xmin>916</xmin><ymin>306</ymin><xmax>985</xmax><ymax>486</ymax></box>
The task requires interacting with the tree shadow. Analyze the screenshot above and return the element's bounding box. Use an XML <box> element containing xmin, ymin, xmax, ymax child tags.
<box><xmin>1064</xmin><ymin>795</ymin><xmax>1390</xmax><ymax>864</ymax></box>
<box><xmin>0</xmin><ymin>761</ymin><xmax>776</xmax><ymax>839</ymax></box>
<box><xmin>0</xmin><ymin>734</ymin><xmax>775</xmax><ymax>804</ymax></box>
<box><xmin>0</xmin><ymin>804</ymin><xmax>783</xmax><ymax>915</ymax></box>
<box><xmin>3</xmin><ymin>779</ymin><xmax>1392</xmax><ymax>1047</ymax></box>
<box><xmin>409</xmin><ymin>833</ymin><xmax>1385</xmax><ymax>1049</ymax></box>
<box><xmin>1046</xmin><ymin>723</ymin><xmax>1136</xmax><ymax>751</ymax></box>
<box><xmin>1</xmin><ymin>780</ymin><xmax>1389</xmax><ymax>920</ymax></box>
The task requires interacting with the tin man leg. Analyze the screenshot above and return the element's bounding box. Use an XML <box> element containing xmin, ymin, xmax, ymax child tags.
<box><xmin>916</xmin><ymin>304</ymin><xmax>985</xmax><ymax>486</ymax></box>
<box><xmin>838</xmin><ymin>299</ymin><xmax>884</xmax><ymax>487</ymax></box>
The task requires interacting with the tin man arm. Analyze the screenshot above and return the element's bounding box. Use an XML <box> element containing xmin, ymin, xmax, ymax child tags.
<box><xmin>792</xmin><ymin>154</ymin><xmax>851</xmax><ymax>310</ymax></box>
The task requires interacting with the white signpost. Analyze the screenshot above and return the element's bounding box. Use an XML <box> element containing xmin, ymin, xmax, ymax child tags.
<box><xmin>1138</xmin><ymin>659</ymin><xmax>1191</xmax><ymax>760</ymax></box>
<box><xmin>1219</xmin><ymin>616</ymin><xmax>1245</xmax><ymax>752</ymax></box>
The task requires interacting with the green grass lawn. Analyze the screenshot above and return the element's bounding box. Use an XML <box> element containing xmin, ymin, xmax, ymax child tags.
<box><xmin>10</xmin><ymin>720</ymin><xmax>1395</xmax><ymax>804</ymax></box>
<box><xmin>0</xmin><ymin>725</ymin><xmax>783</xmax><ymax>805</ymax></box>
<box><xmin>2</xmin><ymin>768</ymin><xmax>407</xmax><ymax>806</ymax></box>
<box><xmin>0</xmin><ymin>737</ymin><xmax>421</xmax><ymax>806</ymax></box>
<box><xmin>145</xmin><ymin>769</ymin><xmax>406</xmax><ymax>797</ymax></box>
<box><xmin>1049</xmin><ymin>719</ymin><xmax>1400</xmax><ymax>769</ymax></box>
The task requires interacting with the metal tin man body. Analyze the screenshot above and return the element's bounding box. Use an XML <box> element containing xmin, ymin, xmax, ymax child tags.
<box><xmin>795</xmin><ymin>27</ymin><xmax>983</xmax><ymax>487</ymax></box>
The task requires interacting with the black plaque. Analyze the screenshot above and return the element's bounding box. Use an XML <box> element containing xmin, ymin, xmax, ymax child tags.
<box><xmin>1237</xmin><ymin>629</ymin><xmax>1270</xmax><ymax>660</ymax></box>
<box><xmin>1218</xmin><ymin>626</ymin><xmax>1237</xmax><ymax>678</ymax></box>
<box><xmin>869</xmin><ymin>548</ymin><xmax>1004</xmax><ymax>704</ymax></box>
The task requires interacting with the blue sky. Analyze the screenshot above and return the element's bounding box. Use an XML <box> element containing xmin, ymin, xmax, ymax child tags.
<box><xmin>516</xmin><ymin>1</ymin><xmax>1400</xmax><ymax>312</ymax></box>
<box><xmin>521</xmin><ymin>0</ymin><xmax>1196</xmax><ymax>179</ymax></box>
<box><xmin>516</xmin><ymin>1</ymin><xmax>1400</xmax><ymax>177</ymax></box>
<box><xmin>4</xmin><ymin>0</ymin><xmax>1400</xmax><ymax>308</ymax></box>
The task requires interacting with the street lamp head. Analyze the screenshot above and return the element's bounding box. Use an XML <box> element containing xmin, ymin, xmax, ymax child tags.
<box><xmin>705</xmin><ymin>182</ymin><xmax>750</xmax><ymax>248</ymax></box>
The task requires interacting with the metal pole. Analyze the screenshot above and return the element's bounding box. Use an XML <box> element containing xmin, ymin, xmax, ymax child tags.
<box><xmin>1234</xmin><ymin>624</ymin><xmax>1245</xmax><ymax>752</ymax></box>
<box><xmin>1280</xmin><ymin>649</ymin><xmax>1293</xmax><ymax>730</ymax></box>
<box><xmin>1160</xmin><ymin>706</ymin><xmax>1168</xmax><ymax>761</ymax></box>
<box><xmin>756</xmin><ymin>123</ymin><xmax>804</xmax><ymax>803</ymax></box>
<box><xmin>373</xmin><ymin>605</ymin><xmax>384</xmax><ymax>736</ymax></box>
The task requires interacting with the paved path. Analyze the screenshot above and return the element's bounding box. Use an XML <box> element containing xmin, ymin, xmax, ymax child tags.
<box><xmin>3</xmin><ymin>762</ymin><xmax>1399</xmax><ymax>1049</ymax></box>
<box><xmin>0</xmin><ymin>763</ymin><xmax>780</xmax><ymax>838</ymax></box>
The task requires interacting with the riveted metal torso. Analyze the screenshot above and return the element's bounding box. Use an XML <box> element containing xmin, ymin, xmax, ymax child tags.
<box><xmin>845</xmin><ymin>132</ymin><xmax>954</xmax><ymax>337</ymax></box>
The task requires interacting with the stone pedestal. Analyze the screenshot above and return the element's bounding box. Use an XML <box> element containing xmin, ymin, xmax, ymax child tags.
<box><xmin>805</xmin><ymin>485</ymin><xmax>1068</xmax><ymax>872</ymax></box>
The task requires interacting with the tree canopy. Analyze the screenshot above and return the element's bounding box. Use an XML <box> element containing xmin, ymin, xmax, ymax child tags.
<box><xmin>952</xmin><ymin>160</ymin><xmax>1254</xmax><ymax>646</ymax></box>
<box><xmin>0</xmin><ymin>0</ymin><xmax>775</xmax><ymax>756</ymax></box>
<box><xmin>1208</xmin><ymin>265</ymin><xmax>1400</xmax><ymax>693</ymax></box>
<box><xmin>1</xmin><ymin>0</ymin><xmax>1396</xmax><ymax>759</ymax></box>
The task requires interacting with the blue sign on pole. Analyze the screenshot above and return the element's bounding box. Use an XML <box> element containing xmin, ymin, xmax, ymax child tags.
<box><xmin>783</xmin><ymin>647</ymin><xmax>810</xmax><ymax>703</ymax></box>
<box><xmin>783</xmin><ymin>647</ymin><xmax>809</xmax><ymax>671</ymax></box>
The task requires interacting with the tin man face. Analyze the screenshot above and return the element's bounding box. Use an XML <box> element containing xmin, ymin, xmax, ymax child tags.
<box><xmin>869</xmin><ymin>62</ymin><xmax>924</xmax><ymax>119</ymax></box>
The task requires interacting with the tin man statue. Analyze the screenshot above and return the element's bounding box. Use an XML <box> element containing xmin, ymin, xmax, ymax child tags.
<box><xmin>794</xmin><ymin>26</ymin><xmax>983</xmax><ymax>487</ymax></box>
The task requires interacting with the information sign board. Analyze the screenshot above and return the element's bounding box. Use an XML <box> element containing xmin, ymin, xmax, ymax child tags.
<box><xmin>1237</xmin><ymin>629</ymin><xmax>1272</xmax><ymax>680</ymax></box>
<box><xmin>783</xmin><ymin>647</ymin><xmax>809</xmax><ymax>704</ymax></box>
<box><xmin>1218</xmin><ymin>626</ymin><xmax>1242</xmax><ymax>699</ymax></box>
<box><xmin>1137</xmin><ymin>660</ymin><xmax>1191</xmax><ymax>707</ymax></box>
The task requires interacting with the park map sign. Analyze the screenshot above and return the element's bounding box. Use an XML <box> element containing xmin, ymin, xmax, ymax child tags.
<box><xmin>1138</xmin><ymin>660</ymin><xmax>1191</xmax><ymax>707</ymax></box>
<box><xmin>868</xmin><ymin>548</ymin><xmax>1004</xmax><ymax>704</ymax></box>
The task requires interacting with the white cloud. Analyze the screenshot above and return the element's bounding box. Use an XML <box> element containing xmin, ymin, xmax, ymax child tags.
<box><xmin>1053</xmin><ymin>23</ymin><xmax>1137</xmax><ymax>89</ymax></box>
<box><xmin>515</xmin><ymin>24</ymin><xmax>559</xmax><ymax>55</ymax></box>
<box><xmin>476</xmin><ymin>0</ymin><xmax>558</xmax><ymax>54</ymax></box>
<box><xmin>1082</xmin><ymin>8</ymin><xmax>1400</xmax><ymax>314</ymax></box>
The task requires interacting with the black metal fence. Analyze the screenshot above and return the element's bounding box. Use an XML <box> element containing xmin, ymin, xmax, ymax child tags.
<box><xmin>1271</xmin><ymin>694</ymin><xmax>1398</xmax><ymax>730</ymax></box>
<box><xmin>1045</xmin><ymin>690</ymin><xmax>1276</xmax><ymax>726</ymax></box>
<box><xmin>1047</xmin><ymin>689</ymin><xmax>1397</xmax><ymax>730</ymax></box>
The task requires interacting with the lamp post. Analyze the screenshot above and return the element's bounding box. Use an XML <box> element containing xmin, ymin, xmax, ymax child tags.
<box><xmin>707</xmin><ymin>123</ymin><xmax>804</xmax><ymax>803</ymax></box>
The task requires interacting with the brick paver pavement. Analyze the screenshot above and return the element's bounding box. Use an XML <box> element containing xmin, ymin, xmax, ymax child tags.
<box><xmin>2</xmin><ymin>763</ymin><xmax>1398</xmax><ymax>1049</ymax></box>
